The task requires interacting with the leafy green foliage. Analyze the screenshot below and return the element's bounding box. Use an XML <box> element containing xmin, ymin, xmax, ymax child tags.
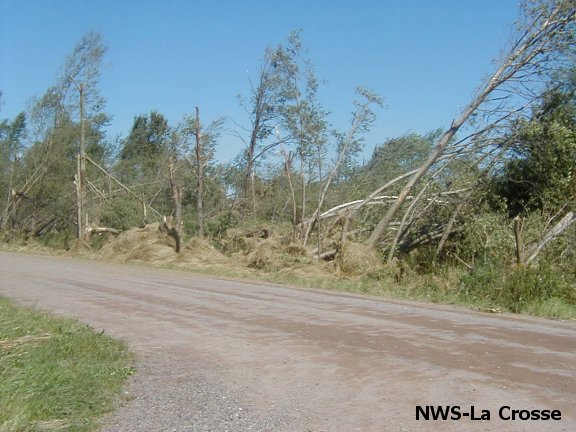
<box><xmin>205</xmin><ymin>210</ymin><xmax>240</xmax><ymax>239</ymax></box>
<box><xmin>98</xmin><ymin>198</ymin><xmax>144</xmax><ymax>231</ymax></box>
<box><xmin>460</xmin><ymin>263</ymin><xmax>576</xmax><ymax>314</ymax></box>
<box><xmin>1</xmin><ymin>32</ymin><xmax>109</xmax><ymax>239</ymax></box>
<box><xmin>354</xmin><ymin>132</ymin><xmax>435</xmax><ymax>198</ymax></box>
<box><xmin>493</xmin><ymin>78</ymin><xmax>576</xmax><ymax>215</ymax></box>
<box><xmin>3</xmin><ymin>15</ymin><xmax>576</xmax><ymax>319</ymax></box>
<box><xmin>118</xmin><ymin>111</ymin><xmax>172</xmax><ymax>183</ymax></box>
<box><xmin>0</xmin><ymin>111</ymin><xmax>26</xmax><ymax>228</ymax></box>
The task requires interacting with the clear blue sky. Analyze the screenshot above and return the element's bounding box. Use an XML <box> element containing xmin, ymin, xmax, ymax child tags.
<box><xmin>0</xmin><ymin>0</ymin><xmax>519</xmax><ymax>162</ymax></box>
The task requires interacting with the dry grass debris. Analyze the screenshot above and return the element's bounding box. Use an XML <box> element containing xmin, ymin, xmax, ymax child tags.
<box><xmin>174</xmin><ymin>237</ymin><xmax>230</xmax><ymax>267</ymax></box>
<box><xmin>335</xmin><ymin>242</ymin><xmax>383</xmax><ymax>276</ymax></box>
<box><xmin>91</xmin><ymin>224</ymin><xmax>385</xmax><ymax>280</ymax></box>
<box><xmin>0</xmin><ymin>333</ymin><xmax>52</xmax><ymax>350</ymax></box>
<box><xmin>97</xmin><ymin>224</ymin><xmax>231</xmax><ymax>270</ymax></box>
<box><xmin>246</xmin><ymin>238</ymin><xmax>283</xmax><ymax>270</ymax></box>
<box><xmin>98</xmin><ymin>224</ymin><xmax>176</xmax><ymax>263</ymax></box>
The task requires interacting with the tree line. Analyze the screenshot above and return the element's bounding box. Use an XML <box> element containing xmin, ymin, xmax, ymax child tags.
<box><xmin>1</xmin><ymin>0</ymin><xmax>575</xmax><ymax>310</ymax></box>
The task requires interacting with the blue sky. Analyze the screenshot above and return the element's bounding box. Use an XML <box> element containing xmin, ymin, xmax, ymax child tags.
<box><xmin>0</xmin><ymin>0</ymin><xmax>519</xmax><ymax>162</ymax></box>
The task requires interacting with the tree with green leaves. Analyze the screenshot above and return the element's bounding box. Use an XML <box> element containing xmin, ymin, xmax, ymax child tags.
<box><xmin>2</xmin><ymin>32</ymin><xmax>108</xmax><ymax>241</ymax></box>
<box><xmin>494</xmin><ymin>72</ymin><xmax>576</xmax><ymax>216</ymax></box>
<box><xmin>179</xmin><ymin>108</ymin><xmax>224</xmax><ymax>237</ymax></box>
<box><xmin>274</xmin><ymin>31</ymin><xmax>330</xmax><ymax>231</ymax></box>
<box><xmin>118</xmin><ymin>111</ymin><xmax>171</xmax><ymax>184</ymax></box>
<box><xmin>0</xmin><ymin>110</ymin><xmax>26</xmax><ymax>230</ymax></box>
<box><xmin>304</xmin><ymin>87</ymin><xmax>383</xmax><ymax>247</ymax></box>
<box><xmin>237</xmin><ymin>44</ymin><xmax>286</xmax><ymax>213</ymax></box>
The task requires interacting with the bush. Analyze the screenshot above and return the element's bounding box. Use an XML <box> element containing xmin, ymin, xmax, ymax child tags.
<box><xmin>41</xmin><ymin>229</ymin><xmax>75</xmax><ymax>250</ymax></box>
<box><xmin>453</xmin><ymin>212</ymin><xmax>514</xmax><ymax>266</ymax></box>
<box><xmin>205</xmin><ymin>210</ymin><xmax>240</xmax><ymax>239</ymax></box>
<box><xmin>98</xmin><ymin>198</ymin><xmax>143</xmax><ymax>231</ymax></box>
<box><xmin>459</xmin><ymin>262</ymin><xmax>576</xmax><ymax>313</ymax></box>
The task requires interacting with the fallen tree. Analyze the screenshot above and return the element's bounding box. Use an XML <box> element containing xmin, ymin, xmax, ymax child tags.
<box><xmin>363</xmin><ymin>0</ymin><xmax>575</xmax><ymax>254</ymax></box>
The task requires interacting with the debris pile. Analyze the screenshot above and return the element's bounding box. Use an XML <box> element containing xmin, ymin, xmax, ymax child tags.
<box><xmin>97</xmin><ymin>223</ymin><xmax>368</xmax><ymax>280</ymax></box>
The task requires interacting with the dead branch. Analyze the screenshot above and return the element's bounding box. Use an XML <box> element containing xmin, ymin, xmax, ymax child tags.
<box><xmin>85</xmin><ymin>155</ymin><xmax>163</xmax><ymax>219</ymax></box>
<box><xmin>168</xmin><ymin>157</ymin><xmax>183</xmax><ymax>237</ymax></box>
<box><xmin>399</xmin><ymin>224</ymin><xmax>449</xmax><ymax>253</ymax></box>
<box><xmin>524</xmin><ymin>211</ymin><xmax>575</xmax><ymax>265</ymax></box>
<box><xmin>311</xmin><ymin>249</ymin><xmax>338</xmax><ymax>261</ymax></box>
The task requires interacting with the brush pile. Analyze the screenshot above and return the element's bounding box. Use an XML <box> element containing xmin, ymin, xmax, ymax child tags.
<box><xmin>98</xmin><ymin>224</ymin><xmax>177</xmax><ymax>263</ymax></box>
<box><xmin>97</xmin><ymin>223</ymin><xmax>378</xmax><ymax>279</ymax></box>
<box><xmin>98</xmin><ymin>223</ymin><xmax>228</xmax><ymax>269</ymax></box>
<box><xmin>335</xmin><ymin>241</ymin><xmax>383</xmax><ymax>276</ymax></box>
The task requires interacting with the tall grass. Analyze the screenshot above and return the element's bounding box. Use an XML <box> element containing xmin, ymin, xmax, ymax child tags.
<box><xmin>458</xmin><ymin>262</ymin><xmax>576</xmax><ymax>318</ymax></box>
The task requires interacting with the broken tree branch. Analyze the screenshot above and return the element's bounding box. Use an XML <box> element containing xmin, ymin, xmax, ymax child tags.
<box><xmin>524</xmin><ymin>211</ymin><xmax>575</xmax><ymax>265</ymax></box>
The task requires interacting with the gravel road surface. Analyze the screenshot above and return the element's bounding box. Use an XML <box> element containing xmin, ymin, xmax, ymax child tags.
<box><xmin>0</xmin><ymin>251</ymin><xmax>574</xmax><ymax>431</ymax></box>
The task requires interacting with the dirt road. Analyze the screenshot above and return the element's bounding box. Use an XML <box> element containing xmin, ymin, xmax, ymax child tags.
<box><xmin>0</xmin><ymin>252</ymin><xmax>574</xmax><ymax>431</ymax></box>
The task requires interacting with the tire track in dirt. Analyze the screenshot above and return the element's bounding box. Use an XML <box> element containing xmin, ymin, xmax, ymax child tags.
<box><xmin>1</xmin><ymin>251</ymin><xmax>575</xmax><ymax>432</ymax></box>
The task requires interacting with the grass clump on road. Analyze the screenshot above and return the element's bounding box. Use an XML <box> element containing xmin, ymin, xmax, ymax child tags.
<box><xmin>0</xmin><ymin>297</ymin><xmax>134</xmax><ymax>432</ymax></box>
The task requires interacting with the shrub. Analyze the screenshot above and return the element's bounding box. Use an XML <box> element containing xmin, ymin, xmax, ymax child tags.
<box><xmin>98</xmin><ymin>198</ymin><xmax>143</xmax><ymax>231</ymax></box>
<box><xmin>205</xmin><ymin>210</ymin><xmax>240</xmax><ymax>239</ymax></box>
<box><xmin>459</xmin><ymin>262</ymin><xmax>576</xmax><ymax>313</ymax></box>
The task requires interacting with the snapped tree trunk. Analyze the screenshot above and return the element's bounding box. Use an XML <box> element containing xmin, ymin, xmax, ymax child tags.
<box><xmin>76</xmin><ymin>83</ymin><xmax>86</xmax><ymax>240</ymax></box>
<box><xmin>524</xmin><ymin>212</ymin><xmax>575</xmax><ymax>265</ymax></box>
<box><xmin>195</xmin><ymin>107</ymin><xmax>204</xmax><ymax>237</ymax></box>
<box><xmin>168</xmin><ymin>158</ymin><xmax>183</xmax><ymax>237</ymax></box>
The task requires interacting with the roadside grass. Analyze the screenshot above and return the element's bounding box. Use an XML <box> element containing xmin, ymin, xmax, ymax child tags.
<box><xmin>255</xmin><ymin>263</ymin><xmax>576</xmax><ymax>319</ymax></box>
<box><xmin>2</xmin><ymin>239</ymin><xmax>575</xmax><ymax>320</ymax></box>
<box><xmin>0</xmin><ymin>239</ymin><xmax>70</xmax><ymax>258</ymax></box>
<box><xmin>156</xmin><ymin>259</ymin><xmax>576</xmax><ymax>319</ymax></box>
<box><xmin>0</xmin><ymin>297</ymin><xmax>134</xmax><ymax>432</ymax></box>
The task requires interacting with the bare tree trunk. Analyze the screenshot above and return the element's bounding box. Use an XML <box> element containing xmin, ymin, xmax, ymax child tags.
<box><xmin>168</xmin><ymin>158</ymin><xmax>183</xmax><ymax>237</ymax></box>
<box><xmin>75</xmin><ymin>155</ymin><xmax>83</xmax><ymax>239</ymax></box>
<box><xmin>513</xmin><ymin>216</ymin><xmax>524</xmax><ymax>268</ymax></box>
<box><xmin>245</xmin><ymin>126</ymin><xmax>257</xmax><ymax>202</ymax></box>
<box><xmin>76</xmin><ymin>83</ymin><xmax>86</xmax><ymax>240</ymax></box>
<box><xmin>285</xmin><ymin>155</ymin><xmax>297</xmax><ymax>227</ymax></box>
<box><xmin>300</xmin><ymin>153</ymin><xmax>306</xmax><ymax>235</ymax></box>
<box><xmin>524</xmin><ymin>212</ymin><xmax>575</xmax><ymax>265</ymax></box>
<box><xmin>250</xmin><ymin>171</ymin><xmax>257</xmax><ymax>215</ymax></box>
<box><xmin>387</xmin><ymin>180</ymin><xmax>434</xmax><ymax>263</ymax></box>
<box><xmin>246</xmin><ymin>108</ymin><xmax>260</xmax><ymax>215</ymax></box>
<box><xmin>195</xmin><ymin>107</ymin><xmax>204</xmax><ymax>238</ymax></box>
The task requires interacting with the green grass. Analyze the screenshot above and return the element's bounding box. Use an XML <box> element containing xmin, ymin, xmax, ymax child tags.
<box><xmin>0</xmin><ymin>297</ymin><xmax>134</xmax><ymax>432</ymax></box>
<box><xmin>139</xmin><ymin>254</ymin><xmax>576</xmax><ymax>319</ymax></box>
<box><xmin>256</xmin><ymin>263</ymin><xmax>576</xmax><ymax>319</ymax></box>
